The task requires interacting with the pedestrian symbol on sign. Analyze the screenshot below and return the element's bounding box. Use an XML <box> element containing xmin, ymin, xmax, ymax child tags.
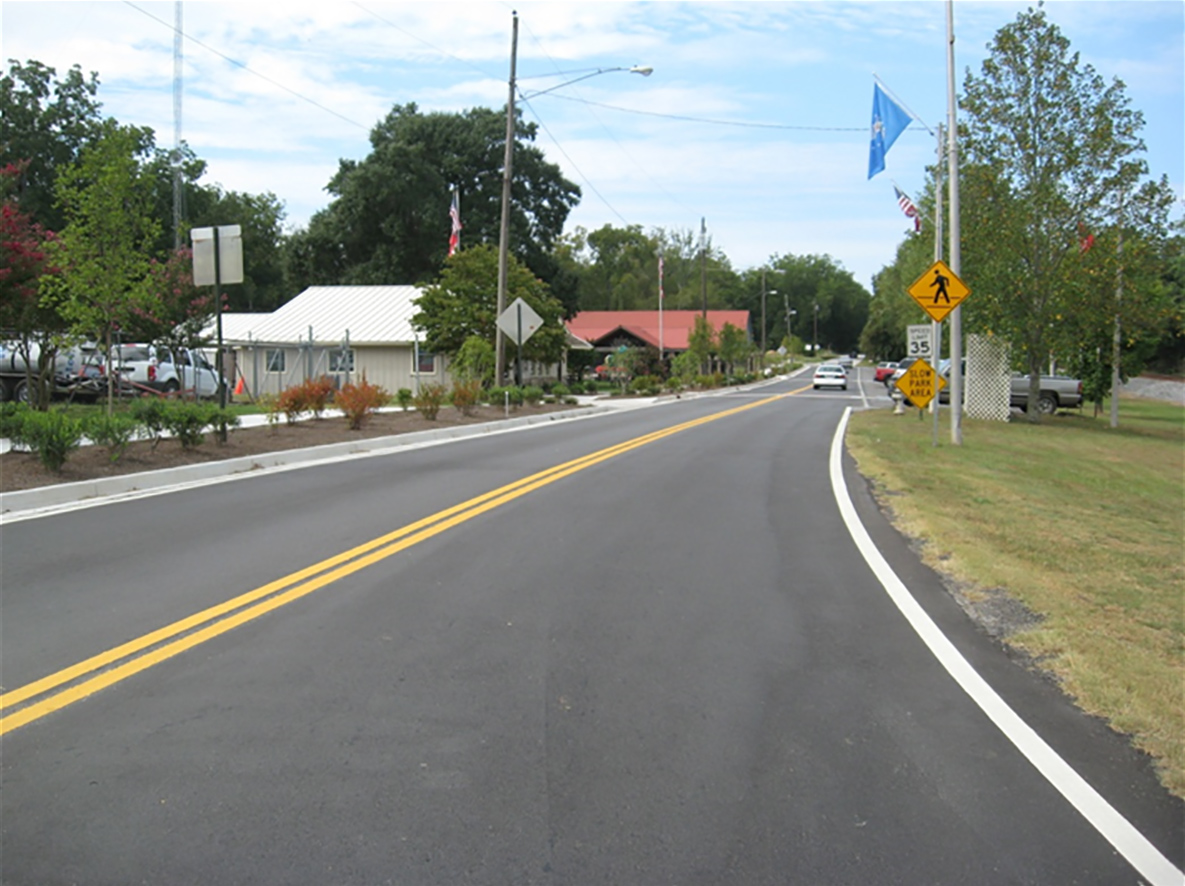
<box><xmin>929</xmin><ymin>269</ymin><xmax>951</xmax><ymax>304</ymax></box>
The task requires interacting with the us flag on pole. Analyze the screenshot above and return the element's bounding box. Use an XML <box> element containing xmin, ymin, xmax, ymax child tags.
<box><xmin>894</xmin><ymin>184</ymin><xmax>921</xmax><ymax>232</ymax></box>
<box><xmin>448</xmin><ymin>189</ymin><xmax>462</xmax><ymax>256</ymax></box>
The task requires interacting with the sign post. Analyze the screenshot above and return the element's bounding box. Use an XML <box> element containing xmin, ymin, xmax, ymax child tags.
<box><xmin>192</xmin><ymin>225</ymin><xmax>243</xmax><ymax>440</ymax></box>
<box><xmin>496</xmin><ymin>297</ymin><xmax>543</xmax><ymax>388</ymax></box>
<box><xmin>906</xmin><ymin>260</ymin><xmax>970</xmax><ymax>444</ymax></box>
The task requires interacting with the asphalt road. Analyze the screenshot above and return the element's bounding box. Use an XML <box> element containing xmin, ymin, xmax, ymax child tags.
<box><xmin>1</xmin><ymin>372</ymin><xmax>1181</xmax><ymax>884</ymax></box>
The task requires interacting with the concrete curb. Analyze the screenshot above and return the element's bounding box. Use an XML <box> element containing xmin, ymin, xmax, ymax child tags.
<box><xmin>1</xmin><ymin>405</ymin><xmax>615</xmax><ymax>515</ymax></box>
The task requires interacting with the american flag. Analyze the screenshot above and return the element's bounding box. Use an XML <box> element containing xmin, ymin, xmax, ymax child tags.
<box><xmin>894</xmin><ymin>185</ymin><xmax>921</xmax><ymax>232</ymax></box>
<box><xmin>448</xmin><ymin>189</ymin><xmax>462</xmax><ymax>256</ymax></box>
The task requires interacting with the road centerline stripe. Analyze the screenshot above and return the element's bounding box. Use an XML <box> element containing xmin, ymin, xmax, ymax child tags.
<box><xmin>2</xmin><ymin>390</ymin><xmax>799</xmax><ymax>735</ymax></box>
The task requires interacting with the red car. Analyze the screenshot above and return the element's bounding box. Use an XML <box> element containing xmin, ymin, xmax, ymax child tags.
<box><xmin>874</xmin><ymin>361</ymin><xmax>900</xmax><ymax>383</ymax></box>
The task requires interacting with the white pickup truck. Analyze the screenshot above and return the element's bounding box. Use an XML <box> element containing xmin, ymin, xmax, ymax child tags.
<box><xmin>112</xmin><ymin>344</ymin><xmax>225</xmax><ymax>398</ymax></box>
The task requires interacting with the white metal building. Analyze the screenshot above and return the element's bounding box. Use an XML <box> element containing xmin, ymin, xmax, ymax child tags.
<box><xmin>212</xmin><ymin>286</ymin><xmax>445</xmax><ymax>399</ymax></box>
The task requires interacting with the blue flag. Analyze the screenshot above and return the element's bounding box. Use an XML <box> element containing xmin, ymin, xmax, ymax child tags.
<box><xmin>868</xmin><ymin>83</ymin><xmax>912</xmax><ymax>179</ymax></box>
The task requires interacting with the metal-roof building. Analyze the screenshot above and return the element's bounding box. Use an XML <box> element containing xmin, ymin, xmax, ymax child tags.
<box><xmin>214</xmin><ymin>286</ymin><xmax>443</xmax><ymax>399</ymax></box>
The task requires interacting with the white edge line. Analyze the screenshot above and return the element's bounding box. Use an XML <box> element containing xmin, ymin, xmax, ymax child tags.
<box><xmin>829</xmin><ymin>406</ymin><xmax>1182</xmax><ymax>886</ymax></box>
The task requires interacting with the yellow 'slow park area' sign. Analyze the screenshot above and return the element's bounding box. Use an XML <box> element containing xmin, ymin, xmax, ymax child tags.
<box><xmin>894</xmin><ymin>357</ymin><xmax>946</xmax><ymax>409</ymax></box>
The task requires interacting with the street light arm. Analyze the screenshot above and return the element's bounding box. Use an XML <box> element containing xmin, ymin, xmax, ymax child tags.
<box><xmin>519</xmin><ymin>65</ymin><xmax>652</xmax><ymax>100</ymax></box>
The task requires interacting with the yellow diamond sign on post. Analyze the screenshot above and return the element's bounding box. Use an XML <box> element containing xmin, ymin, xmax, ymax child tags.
<box><xmin>894</xmin><ymin>357</ymin><xmax>946</xmax><ymax>409</ymax></box>
<box><xmin>907</xmin><ymin>260</ymin><xmax>970</xmax><ymax>323</ymax></box>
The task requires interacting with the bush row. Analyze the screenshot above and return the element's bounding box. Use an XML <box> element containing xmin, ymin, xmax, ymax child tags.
<box><xmin>0</xmin><ymin>400</ymin><xmax>241</xmax><ymax>473</ymax></box>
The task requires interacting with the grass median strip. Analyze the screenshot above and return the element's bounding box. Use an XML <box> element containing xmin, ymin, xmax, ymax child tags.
<box><xmin>1</xmin><ymin>391</ymin><xmax>796</xmax><ymax>736</ymax></box>
<box><xmin>845</xmin><ymin>397</ymin><xmax>1184</xmax><ymax>797</ymax></box>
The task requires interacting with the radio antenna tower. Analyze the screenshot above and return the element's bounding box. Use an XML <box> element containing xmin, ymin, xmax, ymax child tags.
<box><xmin>172</xmin><ymin>1</ymin><xmax>184</xmax><ymax>249</ymax></box>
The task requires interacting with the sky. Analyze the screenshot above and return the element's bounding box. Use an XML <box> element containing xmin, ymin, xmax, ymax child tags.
<box><xmin>2</xmin><ymin>1</ymin><xmax>1182</xmax><ymax>292</ymax></box>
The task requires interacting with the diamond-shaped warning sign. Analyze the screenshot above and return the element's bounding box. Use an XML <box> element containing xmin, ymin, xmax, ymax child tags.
<box><xmin>894</xmin><ymin>357</ymin><xmax>946</xmax><ymax>409</ymax></box>
<box><xmin>907</xmin><ymin>260</ymin><xmax>969</xmax><ymax>323</ymax></box>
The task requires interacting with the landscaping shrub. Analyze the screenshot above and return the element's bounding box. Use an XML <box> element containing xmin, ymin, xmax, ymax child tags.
<box><xmin>162</xmin><ymin>401</ymin><xmax>221</xmax><ymax>449</ymax></box>
<box><xmin>630</xmin><ymin>375</ymin><xmax>661</xmax><ymax>396</ymax></box>
<box><xmin>0</xmin><ymin>402</ymin><xmax>29</xmax><ymax>441</ymax></box>
<box><xmin>413</xmin><ymin>382</ymin><xmax>447</xmax><ymax>420</ymax></box>
<box><xmin>336</xmin><ymin>378</ymin><xmax>390</xmax><ymax>429</ymax></box>
<box><xmin>486</xmin><ymin>386</ymin><xmax>524</xmax><ymax>409</ymax></box>
<box><xmin>522</xmin><ymin>385</ymin><xmax>544</xmax><ymax>406</ymax></box>
<box><xmin>13</xmin><ymin>409</ymin><xmax>83</xmax><ymax>472</ymax></box>
<box><xmin>551</xmin><ymin>383</ymin><xmax>570</xmax><ymax>399</ymax></box>
<box><xmin>82</xmin><ymin>412</ymin><xmax>139</xmax><ymax>463</ymax></box>
<box><xmin>396</xmin><ymin>388</ymin><xmax>414</xmax><ymax>411</ymax></box>
<box><xmin>450</xmin><ymin>378</ymin><xmax>483</xmax><ymax>417</ymax></box>
<box><xmin>129</xmin><ymin>397</ymin><xmax>171</xmax><ymax>448</ymax></box>
<box><xmin>276</xmin><ymin>376</ymin><xmax>335</xmax><ymax>423</ymax></box>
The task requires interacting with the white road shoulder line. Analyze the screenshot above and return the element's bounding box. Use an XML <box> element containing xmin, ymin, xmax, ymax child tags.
<box><xmin>830</xmin><ymin>407</ymin><xmax>1182</xmax><ymax>886</ymax></box>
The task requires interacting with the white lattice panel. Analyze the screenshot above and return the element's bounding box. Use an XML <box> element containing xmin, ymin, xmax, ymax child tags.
<box><xmin>965</xmin><ymin>335</ymin><xmax>1011</xmax><ymax>422</ymax></box>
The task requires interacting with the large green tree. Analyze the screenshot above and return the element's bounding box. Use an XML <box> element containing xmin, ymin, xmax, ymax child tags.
<box><xmin>0</xmin><ymin>59</ymin><xmax>104</xmax><ymax>231</ymax></box>
<box><xmin>412</xmin><ymin>243</ymin><xmax>566</xmax><ymax>368</ymax></box>
<box><xmin>285</xmin><ymin>103</ymin><xmax>580</xmax><ymax>290</ymax></box>
<box><xmin>43</xmin><ymin>120</ymin><xmax>160</xmax><ymax>410</ymax></box>
<box><xmin>761</xmin><ymin>254</ymin><xmax>871</xmax><ymax>354</ymax></box>
<box><xmin>959</xmin><ymin>7</ymin><xmax>1169</xmax><ymax>419</ymax></box>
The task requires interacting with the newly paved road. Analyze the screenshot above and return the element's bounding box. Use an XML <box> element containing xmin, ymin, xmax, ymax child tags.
<box><xmin>1</xmin><ymin>373</ymin><xmax>1181</xmax><ymax>884</ymax></box>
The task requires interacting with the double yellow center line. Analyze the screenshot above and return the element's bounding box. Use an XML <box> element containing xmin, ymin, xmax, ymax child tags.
<box><xmin>1</xmin><ymin>390</ymin><xmax>800</xmax><ymax>736</ymax></box>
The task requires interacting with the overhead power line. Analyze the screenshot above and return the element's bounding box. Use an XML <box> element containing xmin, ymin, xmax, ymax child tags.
<box><xmin>124</xmin><ymin>1</ymin><xmax>369</xmax><ymax>132</ymax></box>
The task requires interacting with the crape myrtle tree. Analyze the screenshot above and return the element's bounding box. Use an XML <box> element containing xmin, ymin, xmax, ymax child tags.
<box><xmin>284</xmin><ymin>103</ymin><xmax>580</xmax><ymax>291</ymax></box>
<box><xmin>958</xmin><ymin>7</ymin><xmax>1171</xmax><ymax>421</ymax></box>
<box><xmin>0</xmin><ymin>163</ymin><xmax>65</xmax><ymax>408</ymax></box>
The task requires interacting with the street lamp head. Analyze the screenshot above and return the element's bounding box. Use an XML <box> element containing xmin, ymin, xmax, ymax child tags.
<box><xmin>630</xmin><ymin>66</ymin><xmax>654</xmax><ymax>77</ymax></box>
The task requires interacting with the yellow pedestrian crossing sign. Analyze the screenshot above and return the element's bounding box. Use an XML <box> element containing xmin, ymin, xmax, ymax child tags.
<box><xmin>908</xmin><ymin>260</ymin><xmax>969</xmax><ymax>323</ymax></box>
<box><xmin>894</xmin><ymin>357</ymin><xmax>946</xmax><ymax>409</ymax></box>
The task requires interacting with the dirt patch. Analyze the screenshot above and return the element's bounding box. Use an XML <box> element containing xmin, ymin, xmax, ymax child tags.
<box><xmin>1</xmin><ymin>403</ymin><xmax>585</xmax><ymax>494</ymax></box>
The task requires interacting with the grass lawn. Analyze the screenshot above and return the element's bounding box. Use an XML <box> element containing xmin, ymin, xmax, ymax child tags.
<box><xmin>845</xmin><ymin>397</ymin><xmax>1184</xmax><ymax>797</ymax></box>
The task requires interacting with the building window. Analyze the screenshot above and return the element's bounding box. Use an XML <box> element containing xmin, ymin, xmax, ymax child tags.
<box><xmin>417</xmin><ymin>351</ymin><xmax>436</xmax><ymax>374</ymax></box>
<box><xmin>329</xmin><ymin>348</ymin><xmax>355</xmax><ymax>372</ymax></box>
<box><xmin>266</xmin><ymin>349</ymin><xmax>286</xmax><ymax>372</ymax></box>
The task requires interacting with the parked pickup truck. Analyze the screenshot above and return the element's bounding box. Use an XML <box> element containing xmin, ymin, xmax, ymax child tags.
<box><xmin>112</xmin><ymin>344</ymin><xmax>225</xmax><ymax>398</ymax></box>
<box><xmin>937</xmin><ymin>360</ymin><xmax>1083</xmax><ymax>415</ymax></box>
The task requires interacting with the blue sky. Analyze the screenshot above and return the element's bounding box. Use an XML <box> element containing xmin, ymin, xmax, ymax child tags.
<box><xmin>3</xmin><ymin>1</ymin><xmax>1182</xmax><ymax>291</ymax></box>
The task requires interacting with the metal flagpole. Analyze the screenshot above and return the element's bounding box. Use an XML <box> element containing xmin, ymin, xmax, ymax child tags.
<box><xmin>946</xmin><ymin>0</ymin><xmax>963</xmax><ymax>445</ymax></box>
<box><xmin>658</xmin><ymin>252</ymin><xmax>664</xmax><ymax>366</ymax></box>
<box><xmin>932</xmin><ymin>123</ymin><xmax>944</xmax><ymax>447</ymax></box>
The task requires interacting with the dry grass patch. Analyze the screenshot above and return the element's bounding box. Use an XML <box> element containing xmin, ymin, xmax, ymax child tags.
<box><xmin>846</xmin><ymin>398</ymin><xmax>1184</xmax><ymax>797</ymax></box>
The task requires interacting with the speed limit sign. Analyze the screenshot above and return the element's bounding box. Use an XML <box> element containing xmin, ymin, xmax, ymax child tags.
<box><xmin>907</xmin><ymin>325</ymin><xmax>933</xmax><ymax>359</ymax></box>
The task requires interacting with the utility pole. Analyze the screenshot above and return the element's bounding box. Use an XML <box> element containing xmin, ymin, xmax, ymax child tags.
<box><xmin>700</xmin><ymin>217</ymin><xmax>707</xmax><ymax>317</ymax></box>
<box><xmin>495</xmin><ymin>12</ymin><xmax>519</xmax><ymax>388</ymax></box>
<box><xmin>172</xmin><ymin>0</ymin><xmax>183</xmax><ymax>249</ymax></box>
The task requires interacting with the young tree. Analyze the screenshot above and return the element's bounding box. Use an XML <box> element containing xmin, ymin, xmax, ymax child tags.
<box><xmin>959</xmin><ymin>8</ymin><xmax>1165</xmax><ymax>421</ymax></box>
<box><xmin>412</xmin><ymin>243</ymin><xmax>566</xmax><ymax>367</ymax></box>
<box><xmin>686</xmin><ymin>314</ymin><xmax>716</xmax><ymax>375</ymax></box>
<box><xmin>717</xmin><ymin>322</ymin><xmax>751</xmax><ymax>374</ymax></box>
<box><xmin>43</xmin><ymin>120</ymin><xmax>161</xmax><ymax>411</ymax></box>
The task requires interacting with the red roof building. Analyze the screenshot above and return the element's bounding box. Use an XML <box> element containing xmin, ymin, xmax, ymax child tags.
<box><xmin>565</xmin><ymin>310</ymin><xmax>751</xmax><ymax>354</ymax></box>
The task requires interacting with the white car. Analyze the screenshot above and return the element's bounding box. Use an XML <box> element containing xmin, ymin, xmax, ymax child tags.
<box><xmin>813</xmin><ymin>363</ymin><xmax>848</xmax><ymax>390</ymax></box>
